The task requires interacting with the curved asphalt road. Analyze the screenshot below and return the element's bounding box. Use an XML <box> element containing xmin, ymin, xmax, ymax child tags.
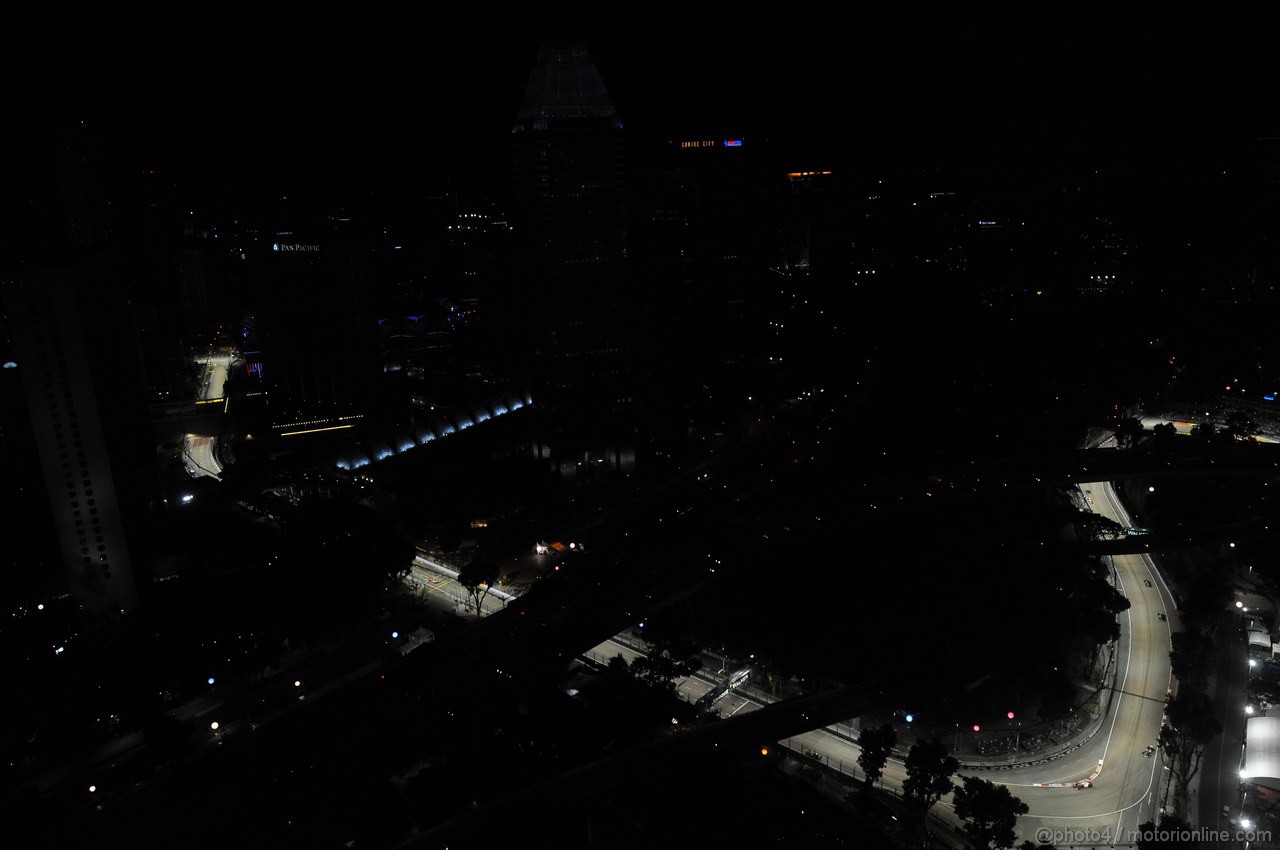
<box><xmin>808</xmin><ymin>475</ymin><xmax>1178</xmax><ymax>844</ymax></box>
<box><xmin>182</xmin><ymin>353</ymin><xmax>233</xmax><ymax>480</ymax></box>
<box><xmin>992</xmin><ymin>479</ymin><xmax>1176</xmax><ymax>845</ymax></box>
<box><xmin>682</xmin><ymin>473</ymin><xmax>1181</xmax><ymax>845</ymax></box>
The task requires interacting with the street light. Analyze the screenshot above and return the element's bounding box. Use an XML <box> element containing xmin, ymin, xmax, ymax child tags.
<box><xmin>210</xmin><ymin>721</ymin><xmax>219</xmax><ymax>731</ymax></box>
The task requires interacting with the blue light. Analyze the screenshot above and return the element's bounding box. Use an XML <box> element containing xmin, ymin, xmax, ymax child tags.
<box><xmin>207</xmin><ymin>677</ymin><xmax>216</xmax><ymax>685</ymax></box>
<box><xmin>391</xmin><ymin>631</ymin><xmax>399</xmax><ymax>639</ymax></box>
<box><xmin>1266</xmin><ymin>395</ymin><xmax>1276</xmax><ymax>402</ymax></box>
<box><xmin>905</xmin><ymin>713</ymin><xmax>913</xmax><ymax>723</ymax></box>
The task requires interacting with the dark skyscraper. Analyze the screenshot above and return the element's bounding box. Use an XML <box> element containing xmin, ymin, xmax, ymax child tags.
<box><xmin>0</xmin><ymin>298</ymin><xmax>60</xmax><ymax>608</ymax></box>
<box><xmin>511</xmin><ymin>43</ymin><xmax>635</xmax><ymax>462</ymax></box>
<box><xmin>0</xmin><ymin>120</ymin><xmax>161</xmax><ymax>616</ymax></box>
<box><xmin>627</xmin><ymin>134</ymin><xmax>776</xmax><ymax>446</ymax></box>
<box><xmin>1</xmin><ymin>269</ymin><xmax>143</xmax><ymax>616</ymax></box>
<box><xmin>258</xmin><ymin>233</ymin><xmax>379</xmax><ymax>442</ymax></box>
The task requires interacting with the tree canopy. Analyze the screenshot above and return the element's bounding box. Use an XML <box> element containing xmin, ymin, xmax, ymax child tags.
<box><xmin>903</xmin><ymin>737</ymin><xmax>958</xmax><ymax>812</ymax></box>
<box><xmin>856</xmin><ymin>723</ymin><xmax>897</xmax><ymax>790</ymax></box>
<box><xmin>458</xmin><ymin>558</ymin><xmax>501</xmax><ymax>618</ymax></box>
<box><xmin>629</xmin><ymin>638</ymin><xmax>703</xmax><ymax>692</ymax></box>
<box><xmin>952</xmin><ymin>775</ymin><xmax>1029</xmax><ymax>850</ymax></box>
<box><xmin>1160</xmin><ymin>689</ymin><xmax>1221</xmax><ymax>809</ymax></box>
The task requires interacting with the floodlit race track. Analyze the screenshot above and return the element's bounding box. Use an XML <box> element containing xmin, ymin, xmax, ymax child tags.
<box><xmin>990</xmin><ymin>481</ymin><xmax>1176</xmax><ymax>844</ymax></box>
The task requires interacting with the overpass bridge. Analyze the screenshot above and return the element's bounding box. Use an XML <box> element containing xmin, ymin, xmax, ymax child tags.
<box><xmin>149</xmin><ymin>399</ymin><xmax>230</xmax><ymax>444</ymax></box>
<box><xmin>393</xmin><ymin>677</ymin><xmax>888</xmax><ymax>849</ymax></box>
<box><xmin>935</xmin><ymin>441</ymin><xmax>1280</xmax><ymax>491</ymax></box>
<box><xmin>1076</xmin><ymin>514</ymin><xmax>1280</xmax><ymax>556</ymax></box>
<box><xmin>928</xmin><ymin>440</ymin><xmax>1280</xmax><ymax>554</ymax></box>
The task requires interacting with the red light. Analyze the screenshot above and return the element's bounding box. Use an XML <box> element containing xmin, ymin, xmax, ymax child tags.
<box><xmin>973</xmin><ymin>724</ymin><xmax>981</xmax><ymax>732</ymax></box>
<box><xmin>1007</xmin><ymin>711</ymin><xmax>1015</xmax><ymax>719</ymax></box>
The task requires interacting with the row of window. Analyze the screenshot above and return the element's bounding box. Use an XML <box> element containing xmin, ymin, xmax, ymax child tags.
<box><xmin>27</xmin><ymin>292</ymin><xmax>113</xmax><ymax>581</ymax></box>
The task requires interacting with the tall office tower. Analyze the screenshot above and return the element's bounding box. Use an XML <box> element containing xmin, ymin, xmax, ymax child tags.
<box><xmin>56</xmin><ymin>120</ymin><xmax>116</xmax><ymax>252</ymax></box>
<box><xmin>258</xmin><ymin>233</ymin><xmax>379</xmax><ymax>442</ymax></box>
<box><xmin>511</xmin><ymin>42</ymin><xmax>636</xmax><ymax>452</ymax></box>
<box><xmin>1</xmin><ymin>269</ymin><xmax>142</xmax><ymax>616</ymax></box>
<box><xmin>646</xmin><ymin>135</ymin><xmax>773</xmax><ymax>358</ymax></box>
<box><xmin>627</xmin><ymin>134</ymin><xmax>778</xmax><ymax>447</ymax></box>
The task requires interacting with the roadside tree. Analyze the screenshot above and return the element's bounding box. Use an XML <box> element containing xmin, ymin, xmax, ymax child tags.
<box><xmin>903</xmin><ymin>737</ymin><xmax>959</xmax><ymax>838</ymax></box>
<box><xmin>857</xmin><ymin>723</ymin><xmax>897</xmax><ymax>791</ymax></box>
<box><xmin>952</xmin><ymin>775</ymin><xmax>1029</xmax><ymax>850</ymax></box>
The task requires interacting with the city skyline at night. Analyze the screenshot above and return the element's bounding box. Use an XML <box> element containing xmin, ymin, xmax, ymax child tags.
<box><xmin>5</xmin><ymin>27</ymin><xmax>1280</xmax><ymax>850</ymax></box>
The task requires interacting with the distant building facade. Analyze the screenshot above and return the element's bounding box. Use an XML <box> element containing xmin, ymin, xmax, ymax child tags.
<box><xmin>257</xmin><ymin>235</ymin><xmax>379</xmax><ymax>442</ymax></box>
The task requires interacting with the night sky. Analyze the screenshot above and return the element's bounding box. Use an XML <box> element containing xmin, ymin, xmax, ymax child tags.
<box><xmin>8</xmin><ymin>19</ymin><xmax>1277</xmax><ymax>207</ymax></box>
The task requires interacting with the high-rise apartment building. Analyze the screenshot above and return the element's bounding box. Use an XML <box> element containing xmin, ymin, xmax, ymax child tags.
<box><xmin>1</xmin><ymin>270</ymin><xmax>142</xmax><ymax>616</ymax></box>
<box><xmin>0</xmin><ymin>300</ymin><xmax>60</xmax><ymax>607</ymax></box>
<box><xmin>0</xmin><ymin>120</ymin><xmax>166</xmax><ymax>615</ymax></box>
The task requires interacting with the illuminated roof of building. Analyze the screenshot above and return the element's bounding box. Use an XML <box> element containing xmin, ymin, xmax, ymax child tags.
<box><xmin>1244</xmin><ymin>716</ymin><xmax>1280</xmax><ymax>790</ymax></box>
